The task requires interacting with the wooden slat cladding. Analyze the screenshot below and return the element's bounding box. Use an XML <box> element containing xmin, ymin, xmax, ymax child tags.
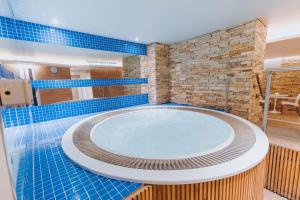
<box><xmin>125</xmin><ymin>185</ymin><xmax>153</xmax><ymax>200</ymax></box>
<box><xmin>125</xmin><ymin>160</ymin><xmax>266</xmax><ymax>200</ymax></box>
<box><xmin>265</xmin><ymin>144</ymin><xmax>300</xmax><ymax>200</ymax></box>
<box><xmin>126</xmin><ymin>144</ymin><xmax>300</xmax><ymax>200</ymax></box>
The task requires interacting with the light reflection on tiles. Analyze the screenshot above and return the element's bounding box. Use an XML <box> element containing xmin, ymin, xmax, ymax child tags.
<box><xmin>5</xmin><ymin>113</ymin><xmax>141</xmax><ymax>200</ymax></box>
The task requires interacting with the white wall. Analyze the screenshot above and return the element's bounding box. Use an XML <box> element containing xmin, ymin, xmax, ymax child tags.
<box><xmin>0</xmin><ymin>120</ymin><xmax>15</xmax><ymax>200</ymax></box>
<box><xmin>70</xmin><ymin>70</ymin><xmax>93</xmax><ymax>100</ymax></box>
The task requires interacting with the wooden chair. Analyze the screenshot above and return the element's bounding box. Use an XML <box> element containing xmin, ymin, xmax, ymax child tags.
<box><xmin>280</xmin><ymin>94</ymin><xmax>300</xmax><ymax>115</ymax></box>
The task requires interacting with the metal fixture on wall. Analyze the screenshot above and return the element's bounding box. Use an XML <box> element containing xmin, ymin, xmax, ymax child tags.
<box><xmin>224</xmin><ymin>73</ymin><xmax>234</xmax><ymax>113</ymax></box>
<box><xmin>50</xmin><ymin>66</ymin><xmax>58</xmax><ymax>74</ymax></box>
<box><xmin>0</xmin><ymin>80</ymin><xmax>33</xmax><ymax>106</ymax></box>
<box><xmin>262</xmin><ymin>71</ymin><xmax>272</xmax><ymax>132</ymax></box>
<box><xmin>255</xmin><ymin>73</ymin><xmax>264</xmax><ymax>99</ymax></box>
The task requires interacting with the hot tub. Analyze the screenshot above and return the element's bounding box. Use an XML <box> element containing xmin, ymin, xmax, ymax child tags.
<box><xmin>90</xmin><ymin>109</ymin><xmax>235</xmax><ymax>160</ymax></box>
<box><xmin>62</xmin><ymin>105</ymin><xmax>269</xmax><ymax>199</ymax></box>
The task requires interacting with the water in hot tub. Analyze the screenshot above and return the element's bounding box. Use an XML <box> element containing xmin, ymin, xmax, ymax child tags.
<box><xmin>91</xmin><ymin>109</ymin><xmax>234</xmax><ymax>159</ymax></box>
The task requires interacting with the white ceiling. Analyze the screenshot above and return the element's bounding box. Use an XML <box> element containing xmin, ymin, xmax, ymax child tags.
<box><xmin>1</xmin><ymin>0</ymin><xmax>300</xmax><ymax>44</ymax></box>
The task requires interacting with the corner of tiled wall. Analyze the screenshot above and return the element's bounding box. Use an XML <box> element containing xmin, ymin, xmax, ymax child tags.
<box><xmin>123</xmin><ymin>43</ymin><xmax>170</xmax><ymax>105</ymax></box>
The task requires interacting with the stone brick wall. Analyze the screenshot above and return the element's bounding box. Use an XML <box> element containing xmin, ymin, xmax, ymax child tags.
<box><xmin>122</xmin><ymin>20</ymin><xmax>267</xmax><ymax>121</ymax></box>
<box><xmin>141</xmin><ymin>43</ymin><xmax>170</xmax><ymax>104</ymax></box>
<box><xmin>169</xmin><ymin>19</ymin><xmax>267</xmax><ymax>121</ymax></box>
<box><xmin>263</xmin><ymin>58</ymin><xmax>300</xmax><ymax>97</ymax></box>
<box><xmin>248</xmin><ymin>21</ymin><xmax>267</xmax><ymax>121</ymax></box>
<box><xmin>122</xmin><ymin>56</ymin><xmax>142</xmax><ymax>95</ymax></box>
<box><xmin>268</xmin><ymin>71</ymin><xmax>300</xmax><ymax>97</ymax></box>
<box><xmin>123</xmin><ymin>43</ymin><xmax>169</xmax><ymax>104</ymax></box>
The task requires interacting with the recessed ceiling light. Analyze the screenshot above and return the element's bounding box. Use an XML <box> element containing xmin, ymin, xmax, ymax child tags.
<box><xmin>52</xmin><ymin>19</ymin><xmax>59</xmax><ymax>25</ymax></box>
<box><xmin>134</xmin><ymin>37</ymin><xmax>140</xmax><ymax>42</ymax></box>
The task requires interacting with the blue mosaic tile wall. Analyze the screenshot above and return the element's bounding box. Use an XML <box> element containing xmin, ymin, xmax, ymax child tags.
<box><xmin>0</xmin><ymin>16</ymin><xmax>147</xmax><ymax>55</ymax></box>
<box><xmin>2</xmin><ymin>94</ymin><xmax>148</xmax><ymax>128</ymax></box>
<box><xmin>0</xmin><ymin>64</ymin><xmax>17</xmax><ymax>79</ymax></box>
<box><xmin>31</xmin><ymin>78</ymin><xmax>148</xmax><ymax>89</ymax></box>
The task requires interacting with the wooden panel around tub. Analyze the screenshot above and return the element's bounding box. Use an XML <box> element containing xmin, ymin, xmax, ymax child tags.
<box><xmin>125</xmin><ymin>185</ymin><xmax>152</xmax><ymax>200</ymax></box>
<box><xmin>265</xmin><ymin>144</ymin><xmax>300</xmax><ymax>200</ymax></box>
<box><xmin>125</xmin><ymin>160</ymin><xmax>266</xmax><ymax>200</ymax></box>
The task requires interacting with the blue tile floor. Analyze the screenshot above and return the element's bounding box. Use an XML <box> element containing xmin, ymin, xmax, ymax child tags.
<box><xmin>4</xmin><ymin>113</ymin><xmax>141</xmax><ymax>200</ymax></box>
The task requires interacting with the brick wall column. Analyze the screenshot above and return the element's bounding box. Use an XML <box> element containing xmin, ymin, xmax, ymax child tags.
<box><xmin>122</xmin><ymin>56</ymin><xmax>142</xmax><ymax>95</ymax></box>
<box><xmin>123</xmin><ymin>43</ymin><xmax>170</xmax><ymax>104</ymax></box>
<box><xmin>141</xmin><ymin>43</ymin><xmax>170</xmax><ymax>104</ymax></box>
<box><xmin>248</xmin><ymin>20</ymin><xmax>267</xmax><ymax>122</ymax></box>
